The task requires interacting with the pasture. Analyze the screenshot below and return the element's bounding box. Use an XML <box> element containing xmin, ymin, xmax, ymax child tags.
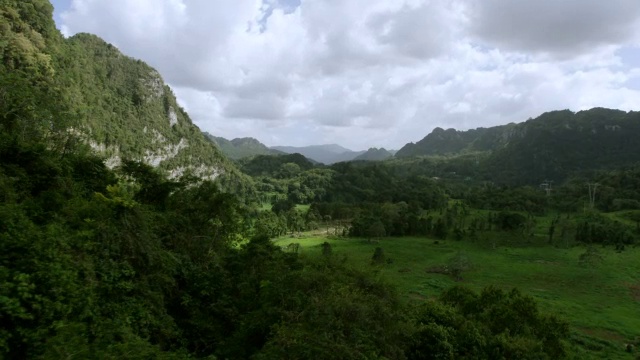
<box><xmin>275</xmin><ymin>234</ymin><xmax>640</xmax><ymax>359</ymax></box>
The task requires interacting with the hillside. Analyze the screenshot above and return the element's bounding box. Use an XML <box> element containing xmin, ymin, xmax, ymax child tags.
<box><xmin>272</xmin><ymin>144</ymin><xmax>365</xmax><ymax>164</ymax></box>
<box><xmin>396</xmin><ymin>108</ymin><xmax>640</xmax><ymax>184</ymax></box>
<box><xmin>396</xmin><ymin>124</ymin><xmax>516</xmax><ymax>157</ymax></box>
<box><xmin>204</xmin><ymin>133</ymin><xmax>283</xmax><ymax>159</ymax></box>
<box><xmin>0</xmin><ymin>0</ymin><xmax>252</xmax><ymax>195</ymax></box>
<box><xmin>353</xmin><ymin>147</ymin><xmax>394</xmax><ymax>161</ymax></box>
<box><xmin>56</xmin><ymin>34</ymin><xmax>252</xmax><ymax>192</ymax></box>
<box><xmin>484</xmin><ymin>108</ymin><xmax>640</xmax><ymax>184</ymax></box>
<box><xmin>238</xmin><ymin>153</ymin><xmax>317</xmax><ymax>177</ymax></box>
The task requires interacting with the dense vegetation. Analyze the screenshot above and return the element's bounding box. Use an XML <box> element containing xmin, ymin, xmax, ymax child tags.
<box><xmin>272</xmin><ymin>144</ymin><xmax>366</xmax><ymax>164</ymax></box>
<box><xmin>2</xmin><ymin>1</ymin><xmax>640</xmax><ymax>359</ymax></box>
<box><xmin>1</xmin><ymin>81</ymin><xmax>574</xmax><ymax>358</ymax></box>
<box><xmin>1</xmin><ymin>0</ymin><xmax>253</xmax><ymax>197</ymax></box>
<box><xmin>353</xmin><ymin>147</ymin><xmax>394</xmax><ymax>161</ymax></box>
<box><xmin>397</xmin><ymin>108</ymin><xmax>640</xmax><ymax>185</ymax></box>
<box><xmin>204</xmin><ymin>133</ymin><xmax>283</xmax><ymax>160</ymax></box>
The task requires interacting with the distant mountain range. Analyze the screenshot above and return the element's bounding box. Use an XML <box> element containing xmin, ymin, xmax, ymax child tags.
<box><xmin>207</xmin><ymin>136</ymin><xmax>399</xmax><ymax>165</ymax></box>
<box><xmin>270</xmin><ymin>144</ymin><xmax>367</xmax><ymax>164</ymax></box>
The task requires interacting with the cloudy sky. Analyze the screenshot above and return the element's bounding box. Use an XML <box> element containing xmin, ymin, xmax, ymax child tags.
<box><xmin>51</xmin><ymin>0</ymin><xmax>640</xmax><ymax>150</ymax></box>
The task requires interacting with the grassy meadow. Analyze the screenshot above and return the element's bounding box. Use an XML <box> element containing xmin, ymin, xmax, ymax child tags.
<box><xmin>275</xmin><ymin>232</ymin><xmax>640</xmax><ymax>359</ymax></box>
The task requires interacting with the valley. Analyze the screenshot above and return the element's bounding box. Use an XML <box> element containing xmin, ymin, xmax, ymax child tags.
<box><xmin>2</xmin><ymin>1</ymin><xmax>640</xmax><ymax>359</ymax></box>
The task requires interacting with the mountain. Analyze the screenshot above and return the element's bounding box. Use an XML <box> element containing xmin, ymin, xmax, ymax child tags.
<box><xmin>397</xmin><ymin>108</ymin><xmax>640</xmax><ymax>185</ymax></box>
<box><xmin>271</xmin><ymin>144</ymin><xmax>365</xmax><ymax>164</ymax></box>
<box><xmin>58</xmin><ymin>34</ymin><xmax>241</xmax><ymax>182</ymax></box>
<box><xmin>204</xmin><ymin>133</ymin><xmax>283</xmax><ymax>160</ymax></box>
<box><xmin>396</xmin><ymin>124</ymin><xmax>516</xmax><ymax>158</ymax></box>
<box><xmin>0</xmin><ymin>1</ymin><xmax>251</xmax><ymax>194</ymax></box>
<box><xmin>353</xmin><ymin>148</ymin><xmax>394</xmax><ymax>161</ymax></box>
<box><xmin>239</xmin><ymin>153</ymin><xmax>317</xmax><ymax>177</ymax></box>
<box><xmin>483</xmin><ymin>108</ymin><xmax>640</xmax><ymax>184</ymax></box>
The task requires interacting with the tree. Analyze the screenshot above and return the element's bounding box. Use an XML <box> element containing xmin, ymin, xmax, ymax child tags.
<box><xmin>371</xmin><ymin>247</ymin><xmax>385</xmax><ymax>265</ymax></box>
<box><xmin>447</xmin><ymin>252</ymin><xmax>472</xmax><ymax>281</ymax></box>
<box><xmin>321</xmin><ymin>241</ymin><xmax>332</xmax><ymax>257</ymax></box>
<box><xmin>578</xmin><ymin>246</ymin><xmax>603</xmax><ymax>267</ymax></box>
<box><xmin>433</xmin><ymin>218</ymin><xmax>448</xmax><ymax>240</ymax></box>
<box><xmin>366</xmin><ymin>220</ymin><xmax>386</xmax><ymax>241</ymax></box>
<box><xmin>408</xmin><ymin>286</ymin><xmax>571</xmax><ymax>359</ymax></box>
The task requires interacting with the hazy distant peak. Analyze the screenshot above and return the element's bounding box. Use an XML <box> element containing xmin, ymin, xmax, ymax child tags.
<box><xmin>271</xmin><ymin>144</ymin><xmax>364</xmax><ymax>164</ymax></box>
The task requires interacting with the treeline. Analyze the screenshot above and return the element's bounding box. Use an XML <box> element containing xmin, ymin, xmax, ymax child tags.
<box><xmin>244</xmin><ymin>150</ymin><xmax>640</xmax><ymax>247</ymax></box>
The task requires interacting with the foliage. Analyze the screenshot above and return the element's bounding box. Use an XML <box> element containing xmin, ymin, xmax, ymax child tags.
<box><xmin>205</xmin><ymin>133</ymin><xmax>283</xmax><ymax>160</ymax></box>
<box><xmin>447</xmin><ymin>252</ymin><xmax>472</xmax><ymax>281</ymax></box>
<box><xmin>2</xmin><ymin>2</ymin><xmax>635</xmax><ymax>359</ymax></box>
<box><xmin>396</xmin><ymin>108</ymin><xmax>640</xmax><ymax>186</ymax></box>
<box><xmin>353</xmin><ymin>147</ymin><xmax>394</xmax><ymax>161</ymax></box>
<box><xmin>371</xmin><ymin>247</ymin><xmax>386</xmax><ymax>265</ymax></box>
<box><xmin>574</xmin><ymin>212</ymin><xmax>637</xmax><ymax>246</ymax></box>
<box><xmin>321</xmin><ymin>241</ymin><xmax>332</xmax><ymax>256</ymax></box>
<box><xmin>410</xmin><ymin>286</ymin><xmax>571</xmax><ymax>359</ymax></box>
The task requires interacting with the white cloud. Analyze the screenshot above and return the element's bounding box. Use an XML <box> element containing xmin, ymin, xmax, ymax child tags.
<box><xmin>60</xmin><ymin>0</ymin><xmax>640</xmax><ymax>150</ymax></box>
<box><xmin>465</xmin><ymin>0</ymin><xmax>640</xmax><ymax>56</ymax></box>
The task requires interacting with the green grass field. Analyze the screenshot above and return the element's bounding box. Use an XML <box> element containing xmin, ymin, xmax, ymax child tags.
<box><xmin>275</xmin><ymin>234</ymin><xmax>640</xmax><ymax>359</ymax></box>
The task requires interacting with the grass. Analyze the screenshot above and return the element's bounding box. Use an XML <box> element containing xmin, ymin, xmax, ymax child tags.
<box><xmin>275</xmin><ymin>233</ymin><xmax>640</xmax><ymax>359</ymax></box>
<box><xmin>259</xmin><ymin>203</ymin><xmax>272</xmax><ymax>211</ymax></box>
<box><xmin>258</xmin><ymin>203</ymin><xmax>309</xmax><ymax>212</ymax></box>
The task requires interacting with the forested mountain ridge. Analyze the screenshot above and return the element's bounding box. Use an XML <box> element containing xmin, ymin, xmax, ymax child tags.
<box><xmin>1</xmin><ymin>0</ymin><xmax>253</xmax><ymax>194</ymax></box>
<box><xmin>397</xmin><ymin>108</ymin><xmax>640</xmax><ymax>184</ymax></box>
<box><xmin>57</xmin><ymin>34</ymin><xmax>252</xmax><ymax>190</ymax></box>
<box><xmin>396</xmin><ymin>123</ymin><xmax>516</xmax><ymax>157</ymax></box>
<box><xmin>204</xmin><ymin>133</ymin><xmax>283</xmax><ymax>159</ymax></box>
<box><xmin>353</xmin><ymin>147</ymin><xmax>394</xmax><ymax>161</ymax></box>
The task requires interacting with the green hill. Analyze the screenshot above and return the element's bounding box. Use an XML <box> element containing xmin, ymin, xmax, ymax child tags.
<box><xmin>57</xmin><ymin>34</ymin><xmax>252</xmax><ymax>191</ymax></box>
<box><xmin>396</xmin><ymin>124</ymin><xmax>516</xmax><ymax>157</ymax></box>
<box><xmin>353</xmin><ymin>147</ymin><xmax>394</xmax><ymax>161</ymax></box>
<box><xmin>0</xmin><ymin>0</ymin><xmax>252</xmax><ymax>195</ymax></box>
<box><xmin>397</xmin><ymin>108</ymin><xmax>640</xmax><ymax>185</ymax></box>
<box><xmin>238</xmin><ymin>153</ymin><xmax>317</xmax><ymax>177</ymax></box>
<box><xmin>204</xmin><ymin>133</ymin><xmax>283</xmax><ymax>159</ymax></box>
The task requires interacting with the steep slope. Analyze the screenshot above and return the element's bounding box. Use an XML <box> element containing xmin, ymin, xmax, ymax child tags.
<box><xmin>57</xmin><ymin>34</ymin><xmax>234</xmax><ymax>179</ymax></box>
<box><xmin>483</xmin><ymin>108</ymin><xmax>640</xmax><ymax>184</ymax></box>
<box><xmin>396</xmin><ymin>124</ymin><xmax>516</xmax><ymax>158</ymax></box>
<box><xmin>396</xmin><ymin>108</ymin><xmax>640</xmax><ymax>185</ymax></box>
<box><xmin>205</xmin><ymin>133</ymin><xmax>283</xmax><ymax>159</ymax></box>
<box><xmin>353</xmin><ymin>148</ymin><xmax>393</xmax><ymax>161</ymax></box>
<box><xmin>1</xmin><ymin>1</ymin><xmax>253</xmax><ymax>195</ymax></box>
<box><xmin>272</xmin><ymin>144</ymin><xmax>365</xmax><ymax>164</ymax></box>
<box><xmin>0</xmin><ymin>0</ymin><xmax>60</xmax><ymax>79</ymax></box>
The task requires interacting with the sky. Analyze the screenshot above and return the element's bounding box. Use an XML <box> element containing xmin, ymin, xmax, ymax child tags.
<box><xmin>51</xmin><ymin>0</ymin><xmax>640</xmax><ymax>150</ymax></box>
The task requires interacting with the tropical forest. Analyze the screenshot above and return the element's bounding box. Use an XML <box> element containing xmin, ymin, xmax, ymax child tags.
<box><xmin>1</xmin><ymin>1</ymin><xmax>639</xmax><ymax>359</ymax></box>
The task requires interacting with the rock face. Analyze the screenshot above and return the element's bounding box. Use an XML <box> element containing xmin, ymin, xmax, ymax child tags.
<box><xmin>56</xmin><ymin>33</ymin><xmax>240</xmax><ymax>183</ymax></box>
